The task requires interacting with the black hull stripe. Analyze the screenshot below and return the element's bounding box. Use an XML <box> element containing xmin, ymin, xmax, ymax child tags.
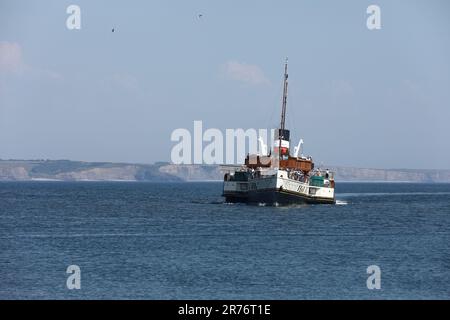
<box><xmin>223</xmin><ymin>188</ymin><xmax>335</xmax><ymax>205</ymax></box>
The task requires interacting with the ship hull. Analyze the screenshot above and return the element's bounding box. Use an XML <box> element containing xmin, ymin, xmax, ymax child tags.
<box><xmin>223</xmin><ymin>169</ymin><xmax>335</xmax><ymax>206</ymax></box>
<box><xmin>224</xmin><ymin>189</ymin><xmax>335</xmax><ymax>205</ymax></box>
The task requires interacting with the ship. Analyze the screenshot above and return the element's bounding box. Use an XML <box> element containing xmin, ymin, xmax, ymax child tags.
<box><xmin>222</xmin><ymin>60</ymin><xmax>336</xmax><ymax>205</ymax></box>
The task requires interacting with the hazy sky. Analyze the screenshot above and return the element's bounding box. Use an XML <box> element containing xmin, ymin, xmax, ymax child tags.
<box><xmin>1</xmin><ymin>0</ymin><xmax>449</xmax><ymax>169</ymax></box>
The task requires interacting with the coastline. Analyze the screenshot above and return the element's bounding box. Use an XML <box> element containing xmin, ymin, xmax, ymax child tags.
<box><xmin>1</xmin><ymin>159</ymin><xmax>450</xmax><ymax>183</ymax></box>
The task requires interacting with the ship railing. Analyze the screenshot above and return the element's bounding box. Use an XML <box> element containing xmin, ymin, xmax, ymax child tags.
<box><xmin>311</xmin><ymin>169</ymin><xmax>334</xmax><ymax>180</ymax></box>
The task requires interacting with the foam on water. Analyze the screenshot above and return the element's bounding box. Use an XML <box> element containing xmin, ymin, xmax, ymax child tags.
<box><xmin>257</xmin><ymin>202</ymin><xmax>267</xmax><ymax>207</ymax></box>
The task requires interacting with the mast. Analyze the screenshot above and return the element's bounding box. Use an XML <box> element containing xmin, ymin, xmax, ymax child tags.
<box><xmin>280</xmin><ymin>58</ymin><xmax>289</xmax><ymax>131</ymax></box>
<box><xmin>278</xmin><ymin>58</ymin><xmax>289</xmax><ymax>161</ymax></box>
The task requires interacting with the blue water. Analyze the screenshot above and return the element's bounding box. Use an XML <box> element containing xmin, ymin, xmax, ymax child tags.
<box><xmin>0</xmin><ymin>181</ymin><xmax>449</xmax><ymax>299</ymax></box>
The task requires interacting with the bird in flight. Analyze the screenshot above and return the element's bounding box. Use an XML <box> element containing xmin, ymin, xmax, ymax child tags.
<box><xmin>112</xmin><ymin>28</ymin><xmax>115</xmax><ymax>33</ymax></box>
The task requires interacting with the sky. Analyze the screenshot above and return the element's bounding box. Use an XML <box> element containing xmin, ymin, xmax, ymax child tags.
<box><xmin>0</xmin><ymin>0</ymin><xmax>449</xmax><ymax>169</ymax></box>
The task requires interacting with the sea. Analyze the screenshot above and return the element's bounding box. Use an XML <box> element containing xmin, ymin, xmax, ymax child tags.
<box><xmin>0</xmin><ymin>181</ymin><xmax>449</xmax><ymax>299</ymax></box>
